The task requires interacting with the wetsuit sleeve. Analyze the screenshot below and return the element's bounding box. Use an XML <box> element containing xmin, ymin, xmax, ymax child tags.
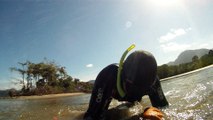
<box><xmin>83</xmin><ymin>64</ymin><xmax>118</xmax><ymax>120</ymax></box>
<box><xmin>148</xmin><ymin>76</ymin><xmax>169</xmax><ymax>108</ymax></box>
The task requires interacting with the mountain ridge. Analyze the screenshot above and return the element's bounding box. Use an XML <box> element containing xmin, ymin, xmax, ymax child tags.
<box><xmin>167</xmin><ymin>48</ymin><xmax>212</xmax><ymax>66</ymax></box>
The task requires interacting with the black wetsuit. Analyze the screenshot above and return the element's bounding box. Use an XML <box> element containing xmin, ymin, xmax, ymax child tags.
<box><xmin>83</xmin><ymin>64</ymin><xmax>168</xmax><ymax>120</ymax></box>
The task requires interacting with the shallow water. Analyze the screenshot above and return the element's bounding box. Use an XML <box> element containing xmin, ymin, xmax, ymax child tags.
<box><xmin>0</xmin><ymin>66</ymin><xmax>212</xmax><ymax>120</ymax></box>
<box><xmin>161</xmin><ymin>66</ymin><xmax>213</xmax><ymax>120</ymax></box>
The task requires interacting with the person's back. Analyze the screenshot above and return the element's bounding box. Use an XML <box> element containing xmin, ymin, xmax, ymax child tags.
<box><xmin>83</xmin><ymin>49</ymin><xmax>168</xmax><ymax>120</ymax></box>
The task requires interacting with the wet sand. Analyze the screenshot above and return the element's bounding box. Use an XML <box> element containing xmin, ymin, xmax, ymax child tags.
<box><xmin>17</xmin><ymin>92</ymin><xmax>86</xmax><ymax>100</ymax></box>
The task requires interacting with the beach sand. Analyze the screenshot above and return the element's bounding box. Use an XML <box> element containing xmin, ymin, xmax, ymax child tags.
<box><xmin>17</xmin><ymin>92</ymin><xmax>86</xmax><ymax>100</ymax></box>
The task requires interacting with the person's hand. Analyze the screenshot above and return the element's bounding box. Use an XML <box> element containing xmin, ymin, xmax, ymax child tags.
<box><xmin>142</xmin><ymin>107</ymin><xmax>164</xmax><ymax>120</ymax></box>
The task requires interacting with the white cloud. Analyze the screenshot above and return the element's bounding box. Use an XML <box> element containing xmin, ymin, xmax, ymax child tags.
<box><xmin>125</xmin><ymin>21</ymin><xmax>132</xmax><ymax>29</ymax></box>
<box><xmin>159</xmin><ymin>27</ymin><xmax>193</xmax><ymax>53</ymax></box>
<box><xmin>160</xmin><ymin>42</ymin><xmax>191</xmax><ymax>53</ymax></box>
<box><xmin>86</xmin><ymin>64</ymin><xmax>93</xmax><ymax>68</ymax></box>
<box><xmin>160</xmin><ymin>41</ymin><xmax>211</xmax><ymax>53</ymax></box>
<box><xmin>189</xmin><ymin>42</ymin><xmax>212</xmax><ymax>50</ymax></box>
<box><xmin>197</xmin><ymin>43</ymin><xmax>209</xmax><ymax>48</ymax></box>
<box><xmin>159</xmin><ymin>28</ymin><xmax>191</xmax><ymax>43</ymax></box>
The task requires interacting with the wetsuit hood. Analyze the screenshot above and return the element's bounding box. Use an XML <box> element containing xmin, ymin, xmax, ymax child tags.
<box><xmin>122</xmin><ymin>50</ymin><xmax>157</xmax><ymax>92</ymax></box>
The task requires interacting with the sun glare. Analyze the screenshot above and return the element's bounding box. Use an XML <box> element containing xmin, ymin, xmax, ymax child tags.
<box><xmin>148</xmin><ymin>0</ymin><xmax>182</xmax><ymax>8</ymax></box>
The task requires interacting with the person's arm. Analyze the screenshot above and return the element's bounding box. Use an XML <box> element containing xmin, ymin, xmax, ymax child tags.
<box><xmin>148</xmin><ymin>76</ymin><xmax>169</xmax><ymax>108</ymax></box>
<box><xmin>83</xmin><ymin>64</ymin><xmax>118</xmax><ymax>120</ymax></box>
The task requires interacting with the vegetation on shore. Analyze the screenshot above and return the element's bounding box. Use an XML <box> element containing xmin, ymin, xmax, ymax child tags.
<box><xmin>9</xmin><ymin>59</ymin><xmax>93</xmax><ymax>97</ymax></box>
<box><xmin>157</xmin><ymin>50</ymin><xmax>213</xmax><ymax>79</ymax></box>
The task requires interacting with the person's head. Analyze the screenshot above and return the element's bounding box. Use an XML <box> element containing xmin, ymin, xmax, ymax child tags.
<box><xmin>121</xmin><ymin>50</ymin><xmax>157</xmax><ymax>101</ymax></box>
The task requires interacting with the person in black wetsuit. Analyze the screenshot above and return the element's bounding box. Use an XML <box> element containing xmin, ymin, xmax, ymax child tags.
<box><xmin>83</xmin><ymin>50</ymin><xmax>169</xmax><ymax>120</ymax></box>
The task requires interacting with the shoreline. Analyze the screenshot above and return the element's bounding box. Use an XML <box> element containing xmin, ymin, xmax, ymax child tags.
<box><xmin>16</xmin><ymin>92</ymin><xmax>86</xmax><ymax>100</ymax></box>
<box><xmin>160</xmin><ymin>64</ymin><xmax>213</xmax><ymax>81</ymax></box>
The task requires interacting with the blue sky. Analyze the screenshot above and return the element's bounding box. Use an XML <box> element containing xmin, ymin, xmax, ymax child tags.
<box><xmin>0</xmin><ymin>0</ymin><xmax>212</xmax><ymax>90</ymax></box>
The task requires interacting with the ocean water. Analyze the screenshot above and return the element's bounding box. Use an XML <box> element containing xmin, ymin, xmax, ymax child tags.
<box><xmin>0</xmin><ymin>66</ymin><xmax>212</xmax><ymax>120</ymax></box>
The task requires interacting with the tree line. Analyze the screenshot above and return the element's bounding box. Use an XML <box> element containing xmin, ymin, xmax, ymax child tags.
<box><xmin>157</xmin><ymin>50</ymin><xmax>213</xmax><ymax>79</ymax></box>
<box><xmin>9</xmin><ymin>59</ymin><xmax>93</xmax><ymax>97</ymax></box>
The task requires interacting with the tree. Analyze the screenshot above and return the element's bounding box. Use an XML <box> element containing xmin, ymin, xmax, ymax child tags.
<box><xmin>157</xmin><ymin>52</ymin><xmax>213</xmax><ymax>80</ymax></box>
<box><xmin>10</xmin><ymin>59</ymin><xmax>95</xmax><ymax>95</ymax></box>
<box><xmin>74</xmin><ymin>78</ymin><xmax>80</xmax><ymax>85</ymax></box>
<box><xmin>27</xmin><ymin>62</ymin><xmax>59</xmax><ymax>87</ymax></box>
<box><xmin>8</xmin><ymin>88</ymin><xmax>18</xmax><ymax>97</ymax></box>
<box><xmin>58</xmin><ymin>67</ymin><xmax>68</xmax><ymax>79</ymax></box>
<box><xmin>192</xmin><ymin>55</ymin><xmax>199</xmax><ymax>63</ymax></box>
<box><xmin>200</xmin><ymin>53</ymin><xmax>213</xmax><ymax>67</ymax></box>
<box><xmin>10</xmin><ymin>61</ymin><xmax>28</xmax><ymax>90</ymax></box>
<box><xmin>191</xmin><ymin>55</ymin><xmax>202</xmax><ymax>70</ymax></box>
<box><xmin>209</xmin><ymin>50</ymin><xmax>213</xmax><ymax>56</ymax></box>
<box><xmin>157</xmin><ymin>64</ymin><xmax>169</xmax><ymax>79</ymax></box>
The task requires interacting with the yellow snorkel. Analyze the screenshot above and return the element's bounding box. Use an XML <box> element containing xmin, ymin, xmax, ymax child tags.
<box><xmin>117</xmin><ymin>44</ymin><xmax>135</xmax><ymax>98</ymax></box>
